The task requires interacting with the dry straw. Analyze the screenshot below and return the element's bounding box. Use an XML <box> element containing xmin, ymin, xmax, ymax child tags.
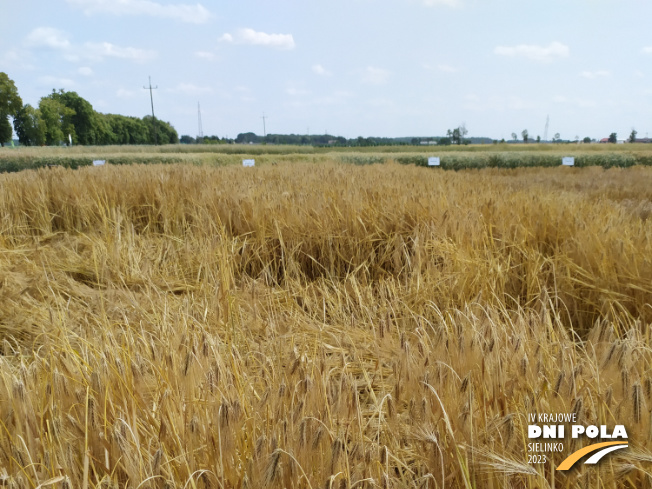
<box><xmin>0</xmin><ymin>162</ymin><xmax>650</xmax><ymax>487</ymax></box>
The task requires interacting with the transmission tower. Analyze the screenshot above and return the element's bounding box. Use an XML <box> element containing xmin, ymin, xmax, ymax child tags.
<box><xmin>543</xmin><ymin>115</ymin><xmax>550</xmax><ymax>143</ymax></box>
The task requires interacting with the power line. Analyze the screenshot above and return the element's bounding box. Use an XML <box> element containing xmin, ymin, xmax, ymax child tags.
<box><xmin>143</xmin><ymin>76</ymin><xmax>158</xmax><ymax>145</ymax></box>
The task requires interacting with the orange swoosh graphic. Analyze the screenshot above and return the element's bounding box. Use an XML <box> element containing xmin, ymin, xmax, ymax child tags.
<box><xmin>557</xmin><ymin>441</ymin><xmax>628</xmax><ymax>471</ymax></box>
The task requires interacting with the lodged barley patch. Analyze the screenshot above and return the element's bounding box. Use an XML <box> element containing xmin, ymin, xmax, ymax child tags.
<box><xmin>0</xmin><ymin>162</ymin><xmax>651</xmax><ymax>488</ymax></box>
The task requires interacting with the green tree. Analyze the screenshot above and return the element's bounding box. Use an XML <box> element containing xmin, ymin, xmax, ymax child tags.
<box><xmin>583</xmin><ymin>137</ymin><xmax>591</xmax><ymax>144</ymax></box>
<box><xmin>0</xmin><ymin>72</ymin><xmax>23</xmax><ymax>146</ymax></box>
<box><xmin>629</xmin><ymin>129</ymin><xmax>637</xmax><ymax>143</ymax></box>
<box><xmin>47</xmin><ymin>90</ymin><xmax>100</xmax><ymax>145</ymax></box>
<box><xmin>522</xmin><ymin>129</ymin><xmax>529</xmax><ymax>144</ymax></box>
<box><xmin>13</xmin><ymin>104</ymin><xmax>46</xmax><ymax>146</ymax></box>
<box><xmin>608</xmin><ymin>132</ymin><xmax>617</xmax><ymax>143</ymax></box>
<box><xmin>39</xmin><ymin>97</ymin><xmax>76</xmax><ymax>145</ymax></box>
<box><xmin>143</xmin><ymin>115</ymin><xmax>178</xmax><ymax>144</ymax></box>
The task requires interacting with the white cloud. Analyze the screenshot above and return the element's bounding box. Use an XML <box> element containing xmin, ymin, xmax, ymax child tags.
<box><xmin>580</xmin><ymin>70</ymin><xmax>610</xmax><ymax>79</ymax></box>
<box><xmin>642</xmin><ymin>47</ymin><xmax>652</xmax><ymax>54</ymax></box>
<box><xmin>552</xmin><ymin>95</ymin><xmax>596</xmax><ymax>108</ymax></box>
<box><xmin>23</xmin><ymin>27</ymin><xmax>156</xmax><ymax>64</ymax></box>
<box><xmin>26</xmin><ymin>27</ymin><xmax>71</xmax><ymax>49</ymax></box>
<box><xmin>286</xmin><ymin>87</ymin><xmax>310</xmax><ymax>96</ymax></box>
<box><xmin>167</xmin><ymin>83</ymin><xmax>213</xmax><ymax>95</ymax></box>
<box><xmin>116</xmin><ymin>88</ymin><xmax>136</xmax><ymax>98</ymax></box>
<box><xmin>421</xmin><ymin>0</ymin><xmax>461</xmax><ymax>6</ymax></box>
<box><xmin>437</xmin><ymin>64</ymin><xmax>458</xmax><ymax>73</ymax></box>
<box><xmin>494</xmin><ymin>41</ymin><xmax>569</xmax><ymax>62</ymax></box>
<box><xmin>312</xmin><ymin>64</ymin><xmax>331</xmax><ymax>76</ymax></box>
<box><xmin>463</xmin><ymin>94</ymin><xmax>537</xmax><ymax>112</ymax></box>
<box><xmin>220</xmin><ymin>28</ymin><xmax>295</xmax><ymax>50</ymax></box>
<box><xmin>78</xmin><ymin>66</ymin><xmax>94</xmax><ymax>76</ymax></box>
<box><xmin>66</xmin><ymin>0</ymin><xmax>212</xmax><ymax>23</ymax></box>
<box><xmin>195</xmin><ymin>51</ymin><xmax>215</xmax><ymax>60</ymax></box>
<box><xmin>82</xmin><ymin>42</ymin><xmax>157</xmax><ymax>62</ymax></box>
<box><xmin>38</xmin><ymin>76</ymin><xmax>76</xmax><ymax>88</ymax></box>
<box><xmin>362</xmin><ymin>66</ymin><xmax>390</xmax><ymax>85</ymax></box>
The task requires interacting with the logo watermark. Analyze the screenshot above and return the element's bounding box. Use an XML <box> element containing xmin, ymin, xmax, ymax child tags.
<box><xmin>527</xmin><ymin>412</ymin><xmax>628</xmax><ymax>470</ymax></box>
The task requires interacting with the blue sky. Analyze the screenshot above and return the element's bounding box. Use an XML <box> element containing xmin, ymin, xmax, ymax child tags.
<box><xmin>2</xmin><ymin>0</ymin><xmax>652</xmax><ymax>140</ymax></box>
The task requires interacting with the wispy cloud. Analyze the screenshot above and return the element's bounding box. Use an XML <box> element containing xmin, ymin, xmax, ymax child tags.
<box><xmin>116</xmin><ymin>88</ymin><xmax>136</xmax><ymax>98</ymax></box>
<box><xmin>83</xmin><ymin>42</ymin><xmax>157</xmax><ymax>62</ymax></box>
<box><xmin>194</xmin><ymin>51</ymin><xmax>215</xmax><ymax>60</ymax></box>
<box><xmin>23</xmin><ymin>27</ymin><xmax>156</xmax><ymax>63</ymax></box>
<box><xmin>361</xmin><ymin>66</ymin><xmax>391</xmax><ymax>85</ymax></box>
<box><xmin>312</xmin><ymin>64</ymin><xmax>331</xmax><ymax>76</ymax></box>
<box><xmin>37</xmin><ymin>76</ymin><xmax>76</xmax><ymax>88</ymax></box>
<box><xmin>220</xmin><ymin>28</ymin><xmax>295</xmax><ymax>50</ymax></box>
<box><xmin>421</xmin><ymin>0</ymin><xmax>461</xmax><ymax>6</ymax></box>
<box><xmin>494</xmin><ymin>41</ymin><xmax>569</xmax><ymax>62</ymax></box>
<box><xmin>286</xmin><ymin>87</ymin><xmax>311</xmax><ymax>96</ymax></box>
<box><xmin>580</xmin><ymin>70</ymin><xmax>610</xmax><ymax>79</ymax></box>
<box><xmin>65</xmin><ymin>0</ymin><xmax>212</xmax><ymax>23</ymax></box>
<box><xmin>552</xmin><ymin>95</ymin><xmax>596</xmax><ymax>108</ymax></box>
<box><xmin>166</xmin><ymin>83</ymin><xmax>213</xmax><ymax>95</ymax></box>
<box><xmin>438</xmin><ymin>64</ymin><xmax>458</xmax><ymax>73</ymax></box>
<box><xmin>26</xmin><ymin>27</ymin><xmax>71</xmax><ymax>49</ymax></box>
<box><xmin>78</xmin><ymin>66</ymin><xmax>94</xmax><ymax>76</ymax></box>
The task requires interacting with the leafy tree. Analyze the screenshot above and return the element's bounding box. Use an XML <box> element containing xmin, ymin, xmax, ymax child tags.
<box><xmin>0</xmin><ymin>116</ymin><xmax>12</xmax><ymax>146</ymax></box>
<box><xmin>458</xmin><ymin>123</ymin><xmax>468</xmax><ymax>144</ymax></box>
<box><xmin>522</xmin><ymin>129</ymin><xmax>529</xmax><ymax>143</ymax></box>
<box><xmin>608</xmin><ymin>132</ymin><xmax>617</xmax><ymax>143</ymax></box>
<box><xmin>511</xmin><ymin>132</ymin><xmax>518</xmax><ymax>141</ymax></box>
<box><xmin>629</xmin><ymin>129</ymin><xmax>637</xmax><ymax>143</ymax></box>
<box><xmin>0</xmin><ymin>72</ymin><xmax>23</xmax><ymax>146</ymax></box>
<box><xmin>452</xmin><ymin>128</ymin><xmax>461</xmax><ymax>145</ymax></box>
<box><xmin>143</xmin><ymin>115</ymin><xmax>178</xmax><ymax>144</ymax></box>
<box><xmin>553</xmin><ymin>133</ymin><xmax>561</xmax><ymax>142</ymax></box>
<box><xmin>13</xmin><ymin>104</ymin><xmax>46</xmax><ymax>146</ymax></box>
<box><xmin>47</xmin><ymin>90</ymin><xmax>100</xmax><ymax>145</ymax></box>
<box><xmin>39</xmin><ymin>97</ymin><xmax>76</xmax><ymax>145</ymax></box>
<box><xmin>536</xmin><ymin>135</ymin><xmax>541</xmax><ymax>143</ymax></box>
<box><xmin>583</xmin><ymin>137</ymin><xmax>591</xmax><ymax>144</ymax></box>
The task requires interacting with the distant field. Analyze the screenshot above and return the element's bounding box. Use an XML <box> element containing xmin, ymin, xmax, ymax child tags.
<box><xmin>0</xmin><ymin>162</ymin><xmax>651</xmax><ymax>488</ymax></box>
<box><xmin>2</xmin><ymin>143</ymin><xmax>652</xmax><ymax>172</ymax></box>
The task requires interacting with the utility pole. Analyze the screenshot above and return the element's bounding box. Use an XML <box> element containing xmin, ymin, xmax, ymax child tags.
<box><xmin>261</xmin><ymin>113</ymin><xmax>267</xmax><ymax>138</ymax></box>
<box><xmin>197</xmin><ymin>102</ymin><xmax>204</xmax><ymax>144</ymax></box>
<box><xmin>144</xmin><ymin>76</ymin><xmax>158</xmax><ymax>144</ymax></box>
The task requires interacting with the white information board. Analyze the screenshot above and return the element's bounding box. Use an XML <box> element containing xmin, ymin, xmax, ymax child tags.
<box><xmin>562</xmin><ymin>157</ymin><xmax>575</xmax><ymax>166</ymax></box>
<box><xmin>93</xmin><ymin>160</ymin><xmax>106</xmax><ymax>166</ymax></box>
<box><xmin>242</xmin><ymin>159</ymin><xmax>255</xmax><ymax>167</ymax></box>
<box><xmin>428</xmin><ymin>157</ymin><xmax>441</xmax><ymax>166</ymax></box>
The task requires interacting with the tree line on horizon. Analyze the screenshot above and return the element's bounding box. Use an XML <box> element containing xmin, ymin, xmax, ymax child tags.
<box><xmin>0</xmin><ymin>72</ymin><xmax>178</xmax><ymax>147</ymax></box>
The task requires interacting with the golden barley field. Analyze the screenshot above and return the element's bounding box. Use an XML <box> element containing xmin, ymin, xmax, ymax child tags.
<box><xmin>1</xmin><ymin>161</ymin><xmax>651</xmax><ymax>488</ymax></box>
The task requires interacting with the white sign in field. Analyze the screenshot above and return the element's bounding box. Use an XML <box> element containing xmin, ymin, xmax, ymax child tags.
<box><xmin>428</xmin><ymin>157</ymin><xmax>441</xmax><ymax>166</ymax></box>
<box><xmin>92</xmin><ymin>160</ymin><xmax>106</xmax><ymax>166</ymax></box>
<box><xmin>242</xmin><ymin>159</ymin><xmax>255</xmax><ymax>167</ymax></box>
<box><xmin>562</xmin><ymin>157</ymin><xmax>575</xmax><ymax>166</ymax></box>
